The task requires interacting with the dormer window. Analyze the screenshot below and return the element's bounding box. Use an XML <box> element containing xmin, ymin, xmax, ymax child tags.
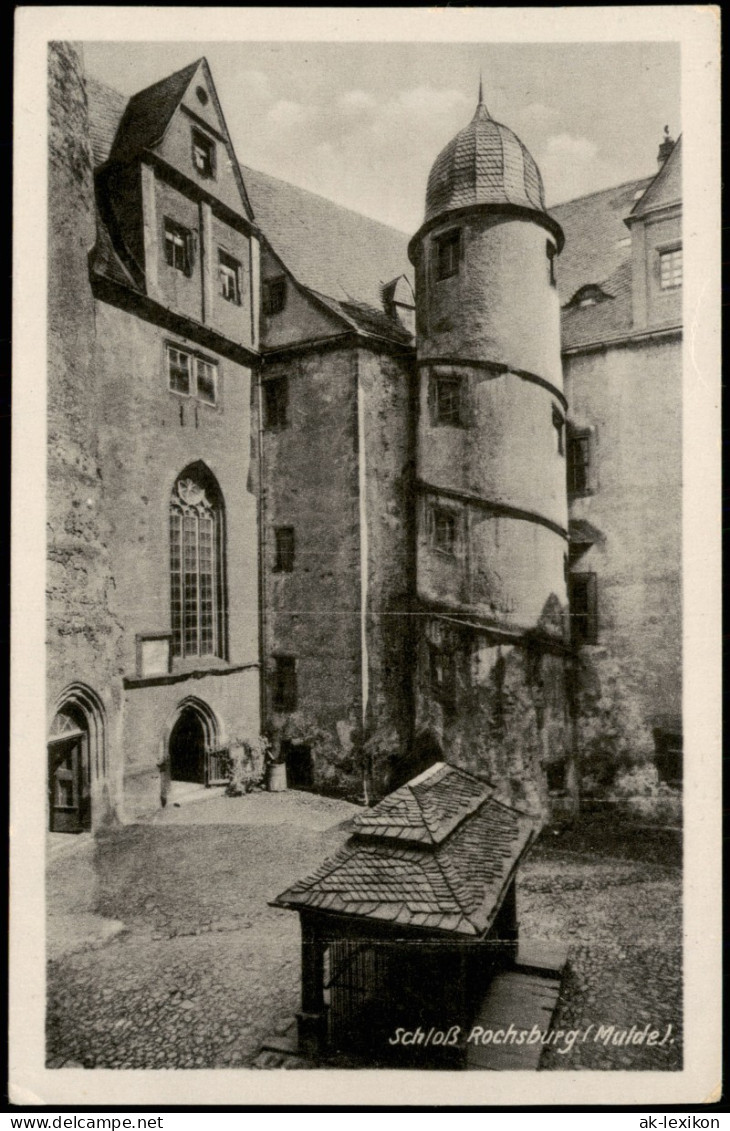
<box><xmin>659</xmin><ymin>246</ymin><xmax>682</xmax><ymax>290</ymax></box>
<box><xmin>263</xmin><ymin>276</ymin><xmax>287</xmax><ymax>316</ymax></box>
<box><xmin>219</xmin><ymin>250</ymin><xmax>242</xmax><ymax>305</ymax></box>
<box><xmin>567</xmin><ymin>283</ymin><xmax>611</xmax><ymax>310</ymax></box>
<box><xmin>192</xmin><ymin>128</ymin><xmax>215</xmax><ymax>178</ymax></box>
<box><xmin>164</xmin><ymin>219</ymin><xmax>194</xmax><ymax>276</ymax></box>
<box><xmin>435</xmin><ymin>229</ymin><xmax>461</xmax><ymax>280</ymax></box>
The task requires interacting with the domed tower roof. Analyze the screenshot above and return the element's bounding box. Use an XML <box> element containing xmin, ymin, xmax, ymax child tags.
<box><xmin>413</xmin><ymin>85</ymin><xmax>563</xmax><ymax>252</ymax></box>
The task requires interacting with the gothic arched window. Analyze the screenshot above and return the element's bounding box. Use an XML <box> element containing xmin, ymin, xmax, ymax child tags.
<box><xmin>170</xmin><ymin>466</ymin><xmax>226</xmax><ymax>660</ymax></box>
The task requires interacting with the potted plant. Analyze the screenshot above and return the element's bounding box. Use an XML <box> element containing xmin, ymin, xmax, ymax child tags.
<box><xmin>265</xmin><ymin>742</ymin><xmax>288</xmax><ymax>792</ymax></box>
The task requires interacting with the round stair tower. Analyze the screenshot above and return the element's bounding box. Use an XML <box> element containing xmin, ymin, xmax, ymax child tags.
<box><xmin>408</xmin><ymin>87</ymin><xmax>571</xmax><ymax>807</ymax></box>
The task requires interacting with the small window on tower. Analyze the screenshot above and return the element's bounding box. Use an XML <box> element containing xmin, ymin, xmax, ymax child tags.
<box><xmin>432</xmin><ymin>373</ymin><xmax>463</xmax><ymax>427</ymax></box>
<box><xmin>552</xmin><ymin>406</ymin><xmax>565</xmax><ymax>456</ymax></box>
<box><xmin>431</xmin><ymin>506</ymin><xmax>458</xmax><ymax>555</ymax></box>
<box><xmin>546</xmin><ymin>241</ymin><xmax>557</xmax><ymax>286</ymax></box>
<box><xmin>435</xmin><ymin>228</ymin><xmax>461</xmax><ymax>280</ymax></box>
<box><xmin>191</xmin><ymin>129</ymin><xmax>215</xmax><ymax>178</ymax></box>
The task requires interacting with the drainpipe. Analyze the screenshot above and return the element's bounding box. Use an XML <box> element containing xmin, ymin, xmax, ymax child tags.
<box><xmin>256</xmin><ymin>366</ymin><xmax>268</xmax><ymax>739</ymax></box>
<box><xmin>355</xmin><ymin>349</ymin><xmax>371</xmax><ymax>805</ymax></box>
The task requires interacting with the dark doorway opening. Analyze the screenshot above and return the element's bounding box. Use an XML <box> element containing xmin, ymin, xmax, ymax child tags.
<box><xmin>169</xmin><ymin>707</ymin><xmax>206</xmax><ymax>783</ymax></box>
<box><xmin>390</xmin><ymin>731</ymin><xmax>442</xmax><ymax>792</ymax></box>
<box><xmin>48</xmin><ymin>706</ymin><xmax>91</xmax><ymax>833</ymax></box>
<box><xmin>282</xmin><ymin>740</ymin><xmax>313</xmax><ymax>790</ymax></box>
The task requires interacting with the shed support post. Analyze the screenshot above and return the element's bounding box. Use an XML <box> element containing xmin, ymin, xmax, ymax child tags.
<box><xmin>296</xmin><ymin>913</ymin><xmax>327</xmax><ymax>1059</ymax></box>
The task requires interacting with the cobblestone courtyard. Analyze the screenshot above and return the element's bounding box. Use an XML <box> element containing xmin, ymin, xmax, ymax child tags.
<box><xmin>46</xmin><ymin>791</ymin><xmax>682</xmax><ymax>1071</ymax></box>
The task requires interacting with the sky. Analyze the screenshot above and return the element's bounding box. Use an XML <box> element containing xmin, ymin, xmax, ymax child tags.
<box><xmin>82</xmin><ymin>40</ymin><xmax>680</xmax><ymax>235</ymax></box>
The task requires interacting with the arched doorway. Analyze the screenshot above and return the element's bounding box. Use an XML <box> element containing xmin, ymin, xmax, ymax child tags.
<box><xmin>48</xmin><ymin>704</ymin><xmax>91</xmax><ymax>833</ymax></box>
<box><xmin>169</xmin><ymin>706</ymin><xmax>207</xmax><ymax>784</ymax></box>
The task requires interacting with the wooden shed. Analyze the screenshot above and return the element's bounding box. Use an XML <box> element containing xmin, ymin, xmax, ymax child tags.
<box><xmin>272</xmin><ymin>762</ymin><xmax>541</xmax><ymax>1065</ymax></box>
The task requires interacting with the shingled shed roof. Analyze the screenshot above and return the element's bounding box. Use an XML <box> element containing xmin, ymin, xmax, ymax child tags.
<box><xmin>273</xmin><ymin>763</ymin><xmax>539</xmax><ymax>937</ymax></box>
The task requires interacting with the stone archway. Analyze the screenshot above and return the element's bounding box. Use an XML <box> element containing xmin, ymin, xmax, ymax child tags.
<box><xmin>48</xmin><ymin>684</ymin><xmax>106</xmax><ymax>833</ymax></box>
<box><xmin>166</xmin><ymin>697</ymin><xmax>221</xmax><ymax>786</ymax></box>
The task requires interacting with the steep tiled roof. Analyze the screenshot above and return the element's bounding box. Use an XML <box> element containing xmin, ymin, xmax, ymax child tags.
<box><xmin>551</xmin><ymin>177</ymin><xmax>651</xmax><ymax>306</ymax></box>
<box><xmin>630</xmin><ymin>137</ymin><xmax>681</xmax><ymax>219</ymax></box>
<box><xmin>273</xmin><ymin>763</ymin><xmax>538</xmax><ymax>937</ymax></box>
<box><xmin>425</xmin><ymin>101</ymin><xmax>547</xmax><ymax>225</ymax></box>
<box><xmin>353</xmin><ymin>762</ymin><xmax>491</xmax><ymax>845</ymax></box>
<box><xmin>108</xmin><ymin>61</ymin><xmax>201</xmax><ymax>164</ymax></box>
<box><xmin>242</xmin><ymin>165</ymin><xmax>412</xmax><ymax>312</ymax></box>
<box><xmin>560</xmin><ymin>259</ymin><xmax>633</xmax><ymax>349</ymax></box>
<box><xmin>87</xmin><ymin>76</ymin><xmax>128</xmax><ymax>167</ymax></box>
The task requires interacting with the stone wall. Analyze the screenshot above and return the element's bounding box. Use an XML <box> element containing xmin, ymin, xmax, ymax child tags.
<box><xmin>565</xmin><ymin>334</ymin><xmax>682</xmax><ymax>816</ymax></box>
<box><xmin>258</xmin><ymin>348</ymin><xmax>364</xmax><ymax>798</ymax></box>
<box><xmin>47</xmin><ymin>42</ymin><xmax>125</xmax><ymax>826</ymax></box>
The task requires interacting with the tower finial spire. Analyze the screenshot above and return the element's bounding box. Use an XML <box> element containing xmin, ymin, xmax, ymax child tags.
<box><xmin>473</xmin><ymin>72</ymin><xmax>490</xmax><ymax>119</ymax></box>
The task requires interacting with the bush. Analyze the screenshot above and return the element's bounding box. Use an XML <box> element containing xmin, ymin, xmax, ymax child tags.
<box><xmin>223</xmin><ymin>736</ymin><xmax>271</xmax><ymax>796</ymax></box>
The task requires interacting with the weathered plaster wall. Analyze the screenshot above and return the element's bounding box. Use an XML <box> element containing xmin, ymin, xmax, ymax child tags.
<box><xmin>259</xmin><ymin>245</ymin><xmax>343</xmax><ymax>349</ymax></box>
<box><xmin>47</xmin><ymin>41</ymin><xmax>125</xmax><ymax>825</ymax></box>
<box><xmin>259</xmin><ymin>349</ymin><xmax>363</xmax><ymax>798</ymax></box>
<box><xmin>91</xmin><ymin>301</ymin><xmax>260</xmax><ymax>814</ymax></box>
<box><xmin>414</xmin><ymin>620</ymin><xmax>570</xmax><ymax>814</ymax></box>
<box><xmin>564</xmin><ymin>335</ymin><xmax>682</xmax><ymax>796</ymax></box>
<box><xmin>121</xmin><ymin>668</ymin><xmax>260</xmax><ymax>819</ymax></box>
<box><xmin>419</xmin><ymin>367</ymin><xmax>567</xmax><ymax>527</ymax></box>
<box><xmin>358</xmin><ymin>347</ymin><xmax>417</xmax><ymax>797</ymax></box>
<box><xmin>415</xmin><ymin>214</ymin><xmax>562</xmax><ymax>388</ymax></box>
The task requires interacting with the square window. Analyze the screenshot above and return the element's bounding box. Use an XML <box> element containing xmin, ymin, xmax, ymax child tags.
<box><xmin>432</xmin><ymin>506</ymin><xmax>457</xmax><ymax>555</ymax></box>
<box><xmin>659</xmin><ymin>247</ymin><xmax>682</xmax><ymax>289</ymax></box>
<box><xmin>569</xmin><ymin>572</ymin><xmax>598</xmax><ymax>646</ymax></box>
<box><xmin>192</xmin><ymin>129</ymin><xmax>215</xmax><ymax>178</ymax></box>
<box><xmin>273</xmin><ymin>656</ymin><xmax>297</xmax><ymax>712</ymax></box>
<box><xmin>167</xmin><ymin>345</ymin><xmax>218</xmax><ymax>405</ymax></box>
<box><xmin>263</xmin><ymin>276</ymin><xmax>287</xmax><ymax>316</ymax></box>
<box><xmin>263</xmin><ymin>376</ymin><xmax>288</xmax><ymax>430</ymax></box>
<box><xmin>433</xmin><ymin>374</ymin><xmax>463</xmax><ymax>426</ymax></box>
<box><xmin>219</xmin><ymin>250</ymin><xmax>241</xmax><ymax>305</ymax></box>
<box><xmin>435</xmin><ymin>229</ymin><xmax>461</xmax><ymax>280</ymax></box>
<box><xmin>274</xmin><ymin>527</ymin><xmax>295</xmax><ymax>572</ymax></box>
<box><xmin>167</xmin><ymin>346</ymin><xmax>191</xmax><ymax>395</ymax></box>
<box><xmin>196</xmin><ymin>359</ymin><xmax>218</xmax><ymax>405</ymax></box>
<box><xmin>164</xmin><ymin>219</ymin><xmax>193</xmax><ymax>275</ymax></box>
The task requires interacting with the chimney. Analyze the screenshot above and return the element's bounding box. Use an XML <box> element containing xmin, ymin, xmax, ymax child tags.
<box><xmin>657</xmin><ymin>125</ymin><xmax>675</xmax><ymax>168</ymax></box>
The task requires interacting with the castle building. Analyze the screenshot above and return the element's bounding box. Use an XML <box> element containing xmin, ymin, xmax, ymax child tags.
<box><xmin>46</xmin><ymin>44</ymin><xmax>682</xmax><ymax>830</ymax></box>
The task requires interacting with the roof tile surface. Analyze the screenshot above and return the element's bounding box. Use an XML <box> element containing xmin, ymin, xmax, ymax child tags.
<box><xmin>273</xmin><ymin>764</ymin><xmax>538</xmax><ymax>938</ymax></box>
